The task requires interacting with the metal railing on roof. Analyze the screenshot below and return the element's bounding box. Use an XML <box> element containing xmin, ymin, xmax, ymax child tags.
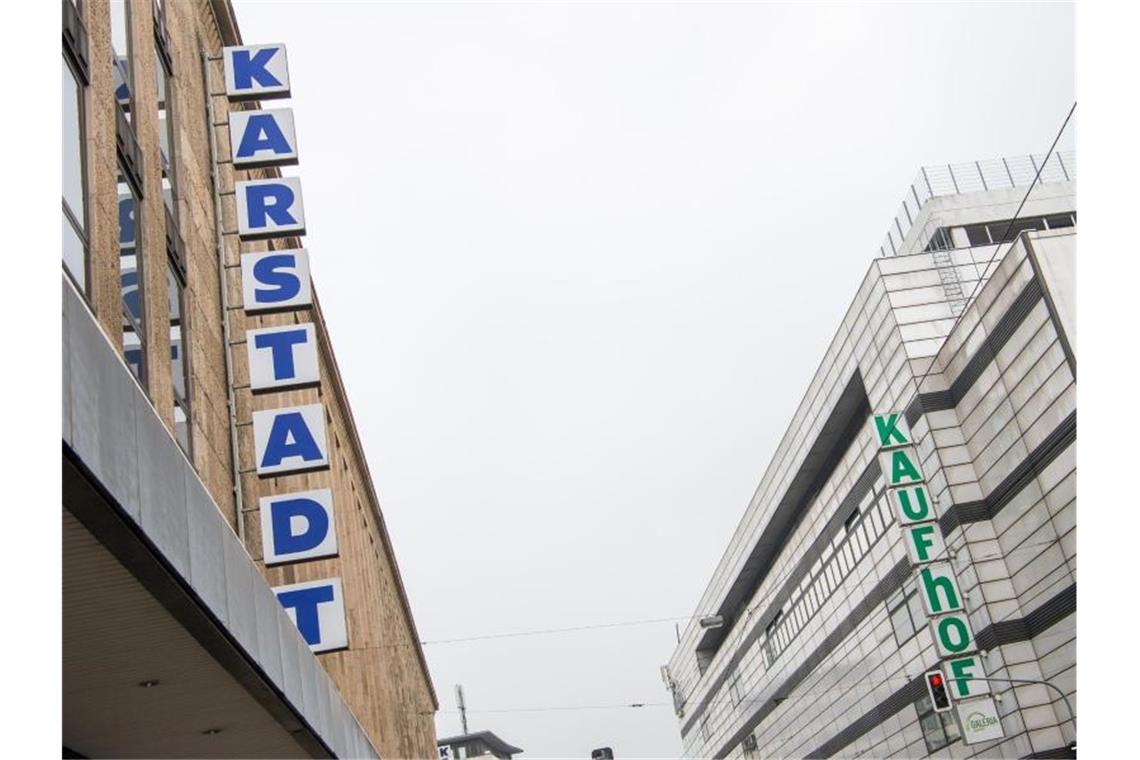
<box><xmin>879</xmin><ymin>150</ymin><xmax>1076</xmax><ymax>258</ymax></box>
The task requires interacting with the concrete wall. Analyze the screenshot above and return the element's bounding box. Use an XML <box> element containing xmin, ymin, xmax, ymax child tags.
<box><xmin>668</xmin><ymin>220</ymin><xmax>1076</xmax><ymax>758</ymax></box>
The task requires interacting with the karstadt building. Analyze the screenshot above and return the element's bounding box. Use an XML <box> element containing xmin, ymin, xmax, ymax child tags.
<box><xmin>62</xmin><ymin>1</ymin><xmax>438</xmax><ymax>757</ymax></box>
<box><xmin>664</xmin><ymin>153</ymin><xmax>1076</xmax><ymax>759</ymax></box>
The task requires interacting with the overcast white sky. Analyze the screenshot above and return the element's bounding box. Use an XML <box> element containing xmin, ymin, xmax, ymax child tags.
<box><xmin>233</xmin><ymin>2</ymin><xmax>1073</xmax><ymax>756</ymax></box>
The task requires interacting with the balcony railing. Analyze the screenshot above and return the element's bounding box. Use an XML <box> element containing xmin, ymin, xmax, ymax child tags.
<box><xmin>879</xmin><ymin>150</ymin><xmax>1076</xmax><ymax>258</ymax></box>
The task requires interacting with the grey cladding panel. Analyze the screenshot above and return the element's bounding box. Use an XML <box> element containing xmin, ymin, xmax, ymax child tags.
<box><xmin>185</xmin><ymin>468</ymin><xmax>229</xmax><ymax>624</ymax></box>
<box><xmin>135</xmin><ymin>390</ymin><xmax>191</xmax><ymax>578</ymax></box>
<box><xmin>222</xmin><ymin>529</ymin><xmax>259</xmax><ymax>656</ymax></box>
<box><xmin>67</xmin><ymin>280</ymin><xmax>141</xmax><ymax>523</ymax></box>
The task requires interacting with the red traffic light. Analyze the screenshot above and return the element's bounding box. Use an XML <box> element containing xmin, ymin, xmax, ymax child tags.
<box><xmin>924</xmin><ymin>669</ymin><xmax>953</xmax><ymax>713</ymax></box>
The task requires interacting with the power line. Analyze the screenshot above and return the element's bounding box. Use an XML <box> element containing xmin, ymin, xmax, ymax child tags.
<box><xmin>420</xmin><ymin>614</ymin><xmax>700</xmax><ymax>645</ymax></box>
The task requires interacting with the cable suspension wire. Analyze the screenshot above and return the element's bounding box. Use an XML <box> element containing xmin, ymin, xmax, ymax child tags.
<box><xmin>910</xmin><ymin>101</ymin><xmax>1077</xmax><ymax>395</ymax></box>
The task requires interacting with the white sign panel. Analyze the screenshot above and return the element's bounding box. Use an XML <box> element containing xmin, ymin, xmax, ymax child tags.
<box><xmin>889</xmin><ymin>484</ymin><xmax>936</xmax><ymax>526</ymax></box>
<box><xmin>274</xmin><ymin>577</ymin><xmax>348</xmax><ymax>653</ymax></box>
<box><xmin>944</xmin><ymin>654</ymin><xmax>991</xmax><ymax>700</ymax></box>
<box><xmin>877</xmin><ymin>445</ymin><xmax>925</xmax><ymax>488</ymax></box>
<box><xmin>246</xmin><ymin>323</ymin><xmax>320</xmax><ymax>391</ymax></box>
<box><xmin>903</xmin><ymin>521</ymin><xmax>946</xmax><ymax>565</ymax></box>
<box><xmin>956</xmin><ymin>696</ymin><xmax>1005</xmax><ymax>745</ymax></box>
<box><xmin>236</xmin><ymin>177</ymin><xmax>306</xmax><ymax>240</ymax></box>
<box><xmin>252</xmin><ymin>403</ymin><xmax>329</xmax><ymax>476</ymax></box>
<box><xmin>223</xmin><ymin>44</ymin><xmax>291</xmax><ymax>100</ymax></box>
<box><xmin>240</xmin><ymin>249</ymin><xmax>312</xmax><ymax>313</ymax></box>
<box><xmin>229</xmin><ymin>108</ymin><xmax>299</xmax><ymax>168</ymax></box>
<box><xmin>918</xmin><ymin>562</ymin><xmax>965</xmax><ymax>616</ymax></box>
<box><xmin>260</xmin><ymin>489</ymin><xmax>338</xmax><ymax>565</ymax></box>
<box><xmin>929</xmin><ymin>611</ymin><xmax>977</xmax><ymax>658</ymax></box>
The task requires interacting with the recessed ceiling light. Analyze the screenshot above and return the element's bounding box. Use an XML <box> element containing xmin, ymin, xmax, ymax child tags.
<box><xmin>202</xmin><ymin>728</ymin><xmax>223</xmax><ymax>736</ymax></box>
<box><xmin>138</xmin><ymin>680</ymin><xmax>160</xmax><ymax>688</ymax></box>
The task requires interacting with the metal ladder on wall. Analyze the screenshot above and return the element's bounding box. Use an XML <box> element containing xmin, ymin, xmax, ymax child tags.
<box><xmin>931</xmin><ymin>247</ymin><xmax>967</xmax><ymax>316</ymax></box>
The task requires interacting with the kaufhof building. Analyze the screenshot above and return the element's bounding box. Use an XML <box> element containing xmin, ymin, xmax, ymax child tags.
<box><xmin>62</xmin><ymin>1</ymin><xmax>437</xmax><ymax>757</ymax></box>
<box><xmin>664</xmin><ymin>154</ymin><xmax>1076</xmax><ymax>759</ymax></box>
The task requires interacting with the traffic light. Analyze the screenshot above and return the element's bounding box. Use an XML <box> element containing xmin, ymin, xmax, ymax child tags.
<box><xmin>591</xmin><ymin>749</ymin><xmax>614</xmax><ymax>760</ymax></box>
<box><xmin>924</xmin><ymin>669</ymin><xmax>953</xmax><ymax>713</ymax></box>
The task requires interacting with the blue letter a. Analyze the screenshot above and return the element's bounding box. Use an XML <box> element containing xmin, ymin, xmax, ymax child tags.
<box><xmin>261</xmin><ymin>412</ymin><xmax>323</xmax><ymax>469</ymax></box>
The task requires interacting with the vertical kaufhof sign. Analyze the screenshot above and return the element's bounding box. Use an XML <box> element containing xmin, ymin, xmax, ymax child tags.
<box><xmin>873</xmin><ymin>413</ymin><xmax>1004</xmax><ymax>745</ymax></box>
<box><xmin>224</xmin><ymin>43</ymin><xmax>346</xmax><ymax>654</ymax></box>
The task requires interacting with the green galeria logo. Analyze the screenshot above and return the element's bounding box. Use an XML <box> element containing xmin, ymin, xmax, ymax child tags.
<box><xmin>966</xmin><ymin>712</ymin><xmax>999</xmax><ymax>731</ymax></box>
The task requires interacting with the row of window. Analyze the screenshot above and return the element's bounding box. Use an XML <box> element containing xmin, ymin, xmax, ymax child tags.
<box><xmin>923</xmin><ymin>212</ymin><xmax>1076</xmax><ymax>252</ymax></box>
<box><xmin>63</xmin><ymin>0</ymin><xmax>192</xmax><ymax>453</ymax></box>
<box><xmin>759</xmin><ymin>485</ymin><xmax>893</xmax><ymax>668</ymax></box>
<box><xmin>693</xmin><ymin>485</ymin><xmax>894</xmax><ymax>750</ymax></box>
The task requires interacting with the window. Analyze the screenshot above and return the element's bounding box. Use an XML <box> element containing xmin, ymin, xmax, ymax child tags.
<box><xmin>1044</xmin><ymin>212</ymin><xmax>1076</xmax><ymax>230</ymax></box>
<box><xmin>119</xmin><ymin>167</ymin><xmax>147</xmax><ymax>389</ymax></box>
<box><xmin>154</xmin><ymin>46</ymin><xmax>177</xmax><ymax>219</ymax></box>
<box><xmin>961</xmin><ymin>214</ymin><xmax>1071</xmax><ymax>248</ymax></box>
<box><xmin>922</xmin><ymin>226</ymin><xmax>954</xmax><ymax>253</ymax></box>
<box><xmin>915</xmin><ymin>693</ymin><xmax>961</xmax><ymax>753</ymax></box>
<box><xmin>888</xmin><ymin>589</ymin><xmax>920</xmax><ymax>646</ymax></box>
<box><xmin>63</xmin><ymin>55</ymin><xmax>88</xmax><ymax>292</ymax></box>
<box><xmin>699</xmin><ymin>714</ymin><xmax>711</xmax><ymax>742</ymax></box>
<box><xmin>110</xmin><ymin>0</ymin><xmax>134</xmax><ymax>122</ymax></box>
<box><xmin>168</xmin><ymin>265</ymin><xmax>191</xmax><ymax>453</ymax></box>
<box><xmin>728</xmin><ymin>670</ymin><xmax>743</xmax><ymax>707</ymax></box>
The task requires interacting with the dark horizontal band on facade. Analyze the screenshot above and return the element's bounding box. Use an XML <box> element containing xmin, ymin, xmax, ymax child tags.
<box><xmin>680</xmin><ymin>459</ymin><xmax>883</xmax><ymax>736</ymax></box>
<box><xmin>939</xmin><ymin>410</ymin><xmax>1075</xmax><ymax>537</ymax></box>
<box><xmin>806</xmin><ymin>581</ymin><xmax>1076</xmax><ymax>759</ymax></box>
<box><xmin>708</xmin><ymin>558</ymin><xmax>913</xmax><ymax>757</ymax></box>
<box><xmin>904</xmin><ymin>277</ymin><xmax>1045</xmax><ymax>429</ymax></box>
<box><xmin>1021</xmin><ymin>744</ymin><xmax>1077</xmax><ymax>759</ymax></box>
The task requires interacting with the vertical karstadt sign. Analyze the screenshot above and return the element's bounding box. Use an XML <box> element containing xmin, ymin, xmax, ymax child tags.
<box><xmin>221</xmin><ymin>42</ymin><xmax>347</xmax><ymax>655</ymax></box>
<box><xmin>873</xmin><ymin>412</ymin><xmax>1004</xmax><ymax>745</ymax></box>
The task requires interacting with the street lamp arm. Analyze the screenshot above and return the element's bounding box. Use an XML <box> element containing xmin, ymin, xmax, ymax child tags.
<box><xmin>958</xmin><ymin>675</ymin><xmax>1075</xmax><ymax>743</ymax></box>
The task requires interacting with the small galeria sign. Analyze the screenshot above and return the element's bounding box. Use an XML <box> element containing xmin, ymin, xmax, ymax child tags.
<box><xmin>873</xmin><ymin>412</ymin><xmax>1005</xmax><ymax>746</ymax></box>
<box><xmin>956</xmin><ymin>696</ymin><xmax>1005</xmax><ymax>744</ymax></box>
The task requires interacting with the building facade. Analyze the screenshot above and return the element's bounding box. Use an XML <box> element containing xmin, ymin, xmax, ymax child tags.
<box><xmin>664</xmin><ymin>154</ymin><xmax>1076</xmax><ymax>759</ymax></box>
<box><xmin>62</xmin><ymin>1</ymin><xmax>437</xmax><ymax>756</ymax></box>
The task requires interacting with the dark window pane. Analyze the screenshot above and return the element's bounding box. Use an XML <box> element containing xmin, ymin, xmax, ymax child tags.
<box><xmin>119</xmin><ymin>170</ymin><xmax>146</xmax><ymax>389</ymax></box>
<box><xmin>963</xmin><ymin>223</ymin><xmax>991</xmax><ymax>246</ymax></box>
<box><xmin>1045</xmin><ymin>213</ymin><xmax>1075</xmax><ymax>230</ymax></box>
<box><xmin>168</xmin><ymin>268</ymin><xmax>187</xmax><ymax>404</ymax></box>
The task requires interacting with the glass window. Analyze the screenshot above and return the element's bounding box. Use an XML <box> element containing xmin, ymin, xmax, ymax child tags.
<box><xmin>963</xmin><ymin>223</ymin><xmax>991</xmax><ymax>247</ymax></box>
<box><xmin>915</xmin><ymin>694</ymin><xmax>961</xmax><ymax>753</ymax></box>
<box><xmin>728</xmin><ymin>671</ymin><xmax>743</xmax><ymax>707</ymax></box>
<box><xmin>922</xmin><ymin>227</ymin><xmax>954</xmax><ymax>252</ymax></box>
<box><xmin>168</xmin><ymin>265</ymin><xmax>191</xmax><ymax>453</ymax></box>
<box><xmin>1045</xmin><ymin>213</ymin><xmax>1075</xmax><ymax>230</ymax></box>
<box><xmin>119</xmin><ymin>169</ymin><xmax>146</xmax><ymax>389</ymax></box>
<box><xmin>155</xmin><ymin>48</ymin><xmax>177</xmax><ymax>218</ymax></box>
<box><xmin>889</xmin><ymin>593</ymin><xmax>915</xmax><ymax>646</ymax></box>
<box><xmin>63</xmin><ymin>56</ymin><xmax>88</xmax><ymax>291</ymax></box>
<box><xmin>110</xmin><ymin>0</ymin><xmax>133</xmax><ymax>121</ymax></box>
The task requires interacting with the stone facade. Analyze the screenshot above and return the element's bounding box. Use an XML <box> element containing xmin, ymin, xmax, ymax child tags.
<box><xmin>69</xmin><ymin>1</ymin><xmax>437</xmax><ymax>756</ymax></box>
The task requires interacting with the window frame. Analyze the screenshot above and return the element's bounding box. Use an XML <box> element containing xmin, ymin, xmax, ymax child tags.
<box><xmin>110</xmin><ymin>0</ymin><xmax>136</xmax><ymax>124</ymax></box>
<box><xmin>914</xmin><ymin>693</ymin><xmax>962</xmax><ymax>753</ymax></box>
<box><xmin>63</xmin><ymin>52</ymin><xmax>90</xmax><ymax>296</ymax></box>
<box><xmin>167</xmin><ymin>261</ymin><xmax>192</xmax><ymax>455</ymax></box>
<box><xmin>118</xmin><ymin>162</ymin><xmax>148</xmax><ymax>392</ymax></box>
